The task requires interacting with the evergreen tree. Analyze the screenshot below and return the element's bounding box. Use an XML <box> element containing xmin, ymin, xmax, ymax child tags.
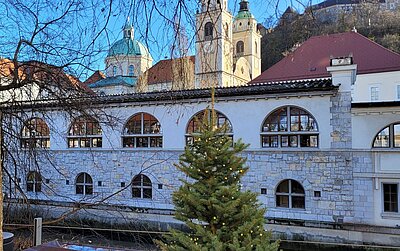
<box><xmin>159</xmin><ymin>109</ymin><xmax>279</xmax><ymax>251</ymax></box>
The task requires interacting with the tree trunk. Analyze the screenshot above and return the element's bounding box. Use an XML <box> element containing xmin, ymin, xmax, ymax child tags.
<box><xmin>0</xmin><ymin>110</ymin><xmax>4</xmax><ymax>251</ymax></box>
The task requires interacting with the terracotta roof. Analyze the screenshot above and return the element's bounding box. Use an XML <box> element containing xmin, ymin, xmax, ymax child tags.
<box><xmin>251</xmin><ymin>32</ymin><xmax>400</xmax><ymax>84</ymax></box>
<box><xmin>0</xmin><ymin>59</ymin><xmax>93</xmax><ymax>94</ymax></box>
<box><xmin>146</xmin><ymin>56</ymin><xmax>195</xmax><ymax>85</ymax></box>
<box><xmin>0</xmin><ymin>58</ymin><xmax>23</xmax><ymax>79</ymax></box>
<box><xmin>84</xmin><ymin>70</ymin><xmax>106</xmax><ymax>85</ymax></box>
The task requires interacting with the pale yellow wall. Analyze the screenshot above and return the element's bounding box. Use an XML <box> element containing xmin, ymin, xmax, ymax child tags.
<box><xmin>232</xmin><ymin>17</ymin><xmax>262</xmax><ymax>81</ymax></box>
<box><xmin>105</xmin><ymin>55</ymin><xmax>153</xmax><ymax>77</ymax></box>
<box><xmin>195</xmin><ymin>8</ymin><xmax>234</xmax><ymax>88</ymax></box>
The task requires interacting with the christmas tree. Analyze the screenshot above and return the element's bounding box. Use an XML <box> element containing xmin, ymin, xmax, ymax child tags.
<box><xmin>159</xmin><ymin>107</ymin><xmax>279</xmax><ymax>251</ymax></box>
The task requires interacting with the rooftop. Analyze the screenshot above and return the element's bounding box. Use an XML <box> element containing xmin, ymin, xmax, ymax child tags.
<box><xmin>14</xmin><ymin>78</ymin><xmax>336</xmax><ymax>109</ymax></box>
<box><xmin>146</xmin><ymin>56</ymin><xmax>195</xmax><ymax>85</ymax></box>
<box><xmin>251</xmin><ymin>31</ymin><xmax>400</xmax><ymax>83</ymax></box>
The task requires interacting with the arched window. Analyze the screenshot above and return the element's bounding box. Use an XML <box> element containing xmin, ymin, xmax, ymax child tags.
<box><xmin>261</xmin><ymin>106</ymin><xmax>318</xmax><ymax>148</ymax></box>
<box><xmin>186</xmin><ymin>110</ymin><xmax>233</xmax><ymax>145</ymax></box>
<box><xmin>132</xmin><ymin>174</ymin><xmax>152</xmax><ymax>199</ymax></box>
<box><xmin>372</xmin><ymin>123</ymin><xmax>400</xmax><ymax>148</ymax></box>
<box><xmin>68</xmin><ymin>116</ymin><xmax>102</xmax><ymax>148</ymax></box>
<box><xmin>123</xmin><ymin>113</ymin><xmax>162</xmax><ymax>148</ymax></box>
<box><xmin>76</xmin><ymin>172</ymin><xmax>93</xmax><ymax>195</ymax></box>
<box><xmin>236</xmin><ymin>41</ymin><xmax>244</xmax><ymax>54</ymax></box>
<box><xmin>128</xmin><ymin>65</ymin><xmax>134</xmax><ymax>76</ymax></box>
<box><xmin>27</xmin><ymin>171</ymin><xmax>42</xmax><ymax>192</ymax></box>
<box><xmin>204</xmin><ymin>22</ymin><xmax>214</xmax><ymax>40</ymax></box>
<box><xmin>276</xmin><ymin>179</ymin><xmax>305</xmax><ymax>209</ymax></box>
<box><xmin>255</xmin><ymin>41</ymin><xmax>258</xmax><ymax>54</ymax></box>
<box><xmin>21</xmin><ymin>118</ymin><xmax>50</xmax><ymax>148</ymax></box>
<box><xmin>113</xmin><ymin>66</ymin><xmax>117</xmax><ymax>76</ymax></box>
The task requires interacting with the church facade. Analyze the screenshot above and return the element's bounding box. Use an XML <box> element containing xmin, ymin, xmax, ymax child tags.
<box><xmin>88</xmin><ymin>0</ymin><xmax>261</xmax><ymax>95</ymax></box>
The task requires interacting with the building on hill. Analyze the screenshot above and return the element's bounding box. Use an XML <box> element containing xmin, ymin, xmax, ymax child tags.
<box><xmin>86</xmin><ymin>0</ymin><xmax>262</xmax><ymax>94</ymax></box>
<box><xmin>309</xmin><ymin>0</ymin><xmax>398</xmax><ymax>22</ymax></box>
<box><xmin>4</xmin><ymin>8</ymin><xmax>400</xmax><ymax>246</ymax></box>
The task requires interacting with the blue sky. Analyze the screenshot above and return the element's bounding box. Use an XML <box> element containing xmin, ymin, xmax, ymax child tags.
<box><xmin>0</xmin><ymin>0</ymin><xmax>315</xmax><ymax>81</ymax></box>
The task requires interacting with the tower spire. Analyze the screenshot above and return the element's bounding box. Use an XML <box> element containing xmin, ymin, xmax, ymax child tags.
<box><xmin>239</xmin><ymin>0</ymin><xmax>250</xmax><ymax>12</ymax></box>
<box><xmin>123</xmin><ymin>17</ymin><xmax>134</xmax><ymax>39</ymax></box>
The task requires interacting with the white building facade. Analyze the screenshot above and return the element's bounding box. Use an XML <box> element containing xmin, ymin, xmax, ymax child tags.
<box><xmin>6</xmin><ymin>58</ymin><xmax>400</xmax><ymax>234</ymax></box>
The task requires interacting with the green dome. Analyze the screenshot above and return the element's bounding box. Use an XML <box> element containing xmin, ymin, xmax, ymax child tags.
<box><xmin>235</xmin><ymin>0</ymin><xmax>254</xmax><ymax>20</ymax></box>
<box><xmin>108</xmin><ymin>38</ymin><xmax>151</xmax><ymax>58</ymax></box>
<box><xmin>235</xmin><ymin>10</ymin><xmax>254</xmax><ymax>20</ymax></box>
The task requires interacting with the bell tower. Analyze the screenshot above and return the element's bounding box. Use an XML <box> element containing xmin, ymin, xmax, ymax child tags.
<box><xmin>232</xmin><ymin>0</ymin><xmax>262</xmax><ymax>81</ymax></box>
<box><xmin>195</xmin><ymin>0</ymin><xmax>234</xmax><ymax>88</ymax></box>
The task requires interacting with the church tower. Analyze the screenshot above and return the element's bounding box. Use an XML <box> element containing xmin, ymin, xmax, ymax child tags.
<box><xmin>105</xmin><ymin>18</ymin><xmax>153</xmax><ymax>78</ymax></box>
<box><xmin>232</xmin><ymin>0</ymin><xmax>261</xmax><ymax>81</ymax></box>
<box><xmin>195</xmin><ymin>0</ymin><xmax>234</xmax><ymax>88</ymax></box>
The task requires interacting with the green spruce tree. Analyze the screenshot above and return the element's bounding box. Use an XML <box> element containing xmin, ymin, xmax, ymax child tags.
<box><xmin>159</xmin><ymin>108</ymin><xmax>279</xmax><ymax>251</ymax></box>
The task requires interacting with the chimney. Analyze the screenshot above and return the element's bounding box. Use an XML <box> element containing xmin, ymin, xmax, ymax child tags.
<box><xmin>326</xmin><ymin>56</ymin><xmax>357</xmax><ymax>93</ymax></box>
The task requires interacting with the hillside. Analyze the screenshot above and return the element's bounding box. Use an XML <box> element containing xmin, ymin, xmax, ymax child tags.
<box><xmin>261</xmin><ymin>6</ymin><xmax>400</xmax><ymax>71</ymax></box>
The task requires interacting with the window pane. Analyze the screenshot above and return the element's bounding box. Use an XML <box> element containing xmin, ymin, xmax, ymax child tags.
<box><xmin>27</xmin><ymin>183</ymin><xmax>34</xmax><ymax>192</ymax></box>
<box><xmin>394</xmin><ymin>125</ymin><xmax>400</xmax><ymax>147</ymax></box>
<box><xmin>123</xmin><ymin>137</ymin><xmax>135</xmax><ymax>148</ymax></box>
<box><xmin>373</xmin><ymin>127</ymin><xmax>390</xmax><ymax>148</ymax></box>
<box><xmin>277</xmin><ymin>180</ymin><xmax>289</xmax><ymax>193</ymax></box>
<box><xmin>85</xmin><ymin>185</ymin><xmax>93</xmax><ymax>195</ymax></box>
<box><xmin>261</xmin><ymin>135</ymin><xmax>278</xmax><ymax>148</ymax></box>
<box><xmin>150</xmin><ymin>137</ymin><xmax>157</xmax><ymax>147</ymax></box>
<box><xmin>384</xmin><ymin>184</ymin><xmax>398</xmax><ymax>212</ymax></box>
<box><xmin>397</xmin><ymin>85</ymin><xmax>400</xmax><ymax>99</ymax></box>
<box><xmin>281</xmin><ymin>136</ymin><xmax>288</xmax><ymax>147</ymax></box>
<box><xmin>76</xmin><ymin>185</ymin><xmax>84</xmax><ymax>194</ymax></box>
<box><xmin>36</xmin><ymin>182</ymin><xmax>42</xmax><ymax>192</ymax></box>
<box><xmin>143</xmin><ymin>188</ymin><xmax>152</xmax><ymax>199</ymax></box>
<box><xmin>150</xmin><ymin>122</ymin><xmax>161</xmax><ymax>134</ymax></box>
<box><xmin>142</xmin><ymin>175</ymin><xmax>151</xmax><ymax>186</ymax></box>
<box><xmin>371</xmin><ymin>86</ymin><xmax>379</xmax><ymax>101</ymax></box>
<box><xmin>289</xmin><ymin>135</ymin><xmax>298</xmax><ymax>147</ymax></box>
<box><xmin>263</xmin><ymin>108</ymin><xmax>287</xmax><ymax>132</ymax></box>
<box><xmin>292</xmin><ymin>196</ymin><xmax>305</xmax><ymax>209</ymax></box>
<box><xmin>291</xmin><ymin>180</ymin><xmax>305</xmax><ymax>194</ymax></box>
<box><xmin>132</xmin><ymin>188</ymin><xmax>141</xmax><ymax>198</ymax></box>
<box><xmin>300</xmin><ymin>135</ymin><xmax>318</xmax><ymax>147</ymax></box>
<box><xmin>276</xmin><ymin>195</ymin><xmax>289</xmax><ymax>207</ymax></box>
<box><xmin>76</xmin><ymin>174</ymin><xmax>84</xmax><ymax>183</ymax></box>
<box><xmin>132</xmin><ymin>175</ymin><xmax>141</xmax><ymax>184</ymax></box>
<box><xmin>290</xmin><ymin>115</ymin><xmax>299</xmax><ymax>131</ymax></box>
<box><xmin>136</xmin><ymin>137</ymin><xmax>149</xmax><ymax>147</ymax></box>
<box><xmin>84</xmin><ymin>173</ymin><xmax>93</xmax><ymax>183</ymax></box>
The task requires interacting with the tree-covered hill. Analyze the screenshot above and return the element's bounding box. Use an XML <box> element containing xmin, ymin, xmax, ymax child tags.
<box><xmin>261</xmin><ymin>6</ymin><xmax>400</xmax><ymax>71</ymax></box>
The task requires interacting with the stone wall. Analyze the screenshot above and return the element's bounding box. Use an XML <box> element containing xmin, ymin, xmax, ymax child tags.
<box><xmin>330</xmin><ymin>92</ymin><xmax>352</xmax><ymax>149</ymax></box>
<box><xmin>4</xmin><ymin>148</ymin><xmax>375</xmax><ymax>225</ymax></box>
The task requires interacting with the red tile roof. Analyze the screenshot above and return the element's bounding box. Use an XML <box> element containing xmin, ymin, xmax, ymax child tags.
<box><xmin>251</xmin><ymin>31</ymin><xmax>400</xmax><ymax>84</ymax></box>
<box><xmin>147</xmin><ymin>56</ymin><xmax>195</xmax><ymax>85</ymax></box>
<box><xmin>84</xmin><ymin>70</ymin><xmax>106</xmax><ymax>85</ymax></box>
<box><xmin>0</xmin><ymin>59</ymin><xmax>93</xmax><ymax>94</ymax></box>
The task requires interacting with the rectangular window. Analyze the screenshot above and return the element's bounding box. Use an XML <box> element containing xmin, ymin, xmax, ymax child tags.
<box><xmin>383</xmin><ymin>183</ymin><xmax>398</xmax><ymax>213</ymax></box>
<box><xmin>261</xmin><ymin>135</ymin><xmax>278</xmax><ymax>147</ymax></box>
<box><xmin>370</xmin><ymin>86</ymin><xmax>379</xmax><ymax>101</ymax></box>
<box><xmin>397</xmin><ymin>85</ymin><xmax>400</xmax><ymax>100</ymax></box>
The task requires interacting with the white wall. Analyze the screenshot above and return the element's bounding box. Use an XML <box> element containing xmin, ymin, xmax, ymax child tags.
<box><xmin>353</xmin><ymin>71</ymin><xmax>400</xmax><ymax>102</ymax></box>
<box><xmin>42</xmin><ymin>94</ymin><xmax>332</xmax><ymax>151</ymax></box>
